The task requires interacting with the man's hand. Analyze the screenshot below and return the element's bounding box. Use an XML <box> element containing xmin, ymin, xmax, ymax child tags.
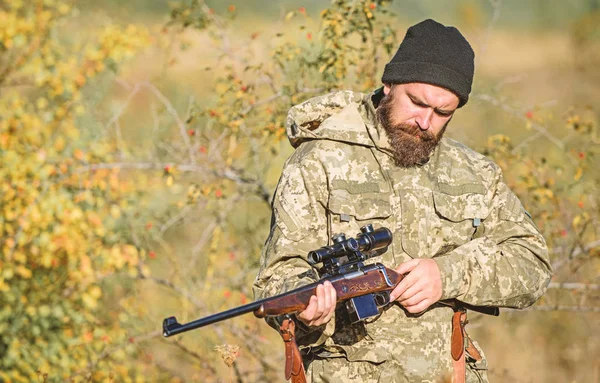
<box><xmin>389</xmin><ymin>259</ymin><xmax>443</xmax><ymax>314</ymax></box>
<box><xmin>296</xmin><ymin>281</ymin><xmax>337</xmax><ymax>327</ymax></box>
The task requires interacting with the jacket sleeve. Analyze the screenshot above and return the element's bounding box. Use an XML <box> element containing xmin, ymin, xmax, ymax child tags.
<box><xmin>252</xmin><ymin>144</ymin><xmax>335</xmax><ymax>346</ymax></box>
<box><xmin>434</xmin><ymin>166</ymin><xmax>553</xmax><ymax>308</ymax></box>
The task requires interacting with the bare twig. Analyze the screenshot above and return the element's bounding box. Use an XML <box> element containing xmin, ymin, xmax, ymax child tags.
<box><xmin>140</xmin><ymin>81</ymin><xmax>197</xmax><ymax>165</ymax></box>
<box><xmin>547</xmin><ymin>282</ymin><xmax>599</xmax><ymax>290</ymax></box>
<box><xmin>71</xmin><ymin>162</ymin><xmax>271</xmax><ymax>204</ymax></box>
<box><xmin>551</xmin><ymin>239</ymin><xmax>600</xmax><ymax>271</ymax></box>
<box><xmin>478</xmin><ymin>0</ymin><xmax>503</xmax><ymax>56</ymax></box>
<box><xmin>473</xmin><ymin>93</ymin><xmax>565</xmax><ymax>150</ymax></box>
<box><xmin>240</xmin><ymin>91</ymin><xmax>285</xmax><ymax>115</ymax></box>
<box><xmin>160</xmin><ymin>204</ymin><xmax>194</xmax><ymax>235</ymax></box>
<box><xmin>171</xmin><ymin>341</ymin><xmax>218</xmax><ymax>375</ymax></box>
<box><xmin>190</xmin><ymin>220</ymin><xmax>219</xmax><ymax>270</ymax></box>
<box><xmin>138</xmin><ymin>275</ymin><xmax>205</xmax><ymax>310</ymax></box>
<box><xmin>66</xmin><ymin>330</ymin><xmax>162</xmax><ymax>381</ymax></box>
<box><xmin>105</xmin><ymin>82</ymin><xmax>142</xmax><ymax>130</ymax></box>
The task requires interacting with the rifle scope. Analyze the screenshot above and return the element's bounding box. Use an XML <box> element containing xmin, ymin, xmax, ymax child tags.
<box><xmin>308</xmin><ymin>225</ymin><xmax>392</xmax><ymax>264</ymax></box>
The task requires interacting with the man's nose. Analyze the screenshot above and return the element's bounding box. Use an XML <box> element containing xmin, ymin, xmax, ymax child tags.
<box><xmin>415</xmin><ymin>109</ymin><xmax>434</xmax><ymax>131</ymax></box>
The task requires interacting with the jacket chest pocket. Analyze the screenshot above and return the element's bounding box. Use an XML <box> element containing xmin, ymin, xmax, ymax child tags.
<box><xmin>327</xmin><ymin>187</ymin><xmax>392</xmax><ymax>249</ymax></box>
<box><xmin>429</xmin><ymin>191</ymin><xmax>490</xmax><ymax>256</ymax></box>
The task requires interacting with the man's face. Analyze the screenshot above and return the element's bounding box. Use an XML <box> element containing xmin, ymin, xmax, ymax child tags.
<box><xmin>376</xmin><ymin>83</ymin><xmax>459</xmax><ymax>167</ymax></box>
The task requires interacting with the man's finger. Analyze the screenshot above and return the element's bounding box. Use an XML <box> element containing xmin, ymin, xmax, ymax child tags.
<box><xmin>395</xmin><ymin>258</ymin><xmax>421</xmax><ymax>275</ymax></box>
<box><xmin>297</xmin><ymin>295</ymin><xmax>317</xmax><ymax>323</ymax></box>
<box><xmin>314</xmin><ymin>284</ymin><xmax>326</xmax><ymax>318</ymax></box>
<box><xmin>323</xmin><ymin>281</ymin><xmax>336</xmax><ymax>316</ymax></box>
<box><xmin>327</xmin><ymin>281</ymin><xmax>337</xmax><ymax>307</ymax></box>
<box><xmin>321</xmin><ymin>283</ymin><xmax>332</xmax><ymax>318</ymax></box>
<box><xmin>404</xmin><ymin>298</ymin><xmax>432</xmax><ymax>314</ymax></box>
<box><xmin>321</xmin><ymin>309</ymin><xmax>335</xmax><ymax>325</ymax></box>
<box><xmin>390</xmin><ymin>272</ymin><xmax>418</xmax><ymax>301</ymax></box>
<box><xmin>397</xmin><ymin>284</ymin><xmax>422</xmax><ymax>303</ymax></box>
<box><xmin>399</xmin><ymin>291</ymin><xmax>427</xmax><ymax>307</ymax></box>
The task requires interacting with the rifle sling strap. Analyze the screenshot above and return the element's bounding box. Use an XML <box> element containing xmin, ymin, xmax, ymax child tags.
<box><xmin>451</xmin><ymin>309</ymin><xmax>482</xmax><ymax>383</ymax></box>
<box><xmin>280</xmin><ymin>317</ymin><xmax>307</xmax><ymax>383</ymax></box>
<box><xmin>451</xmin><ymin>310</ymin><xmax>467</xmax><ymax>383</ymax></box>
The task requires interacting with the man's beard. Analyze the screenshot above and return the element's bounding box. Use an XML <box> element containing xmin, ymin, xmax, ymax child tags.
<box><xmin>376</xmin><ymin>93</ymin><xmax>448</xmax><ymax>168</ymax></box>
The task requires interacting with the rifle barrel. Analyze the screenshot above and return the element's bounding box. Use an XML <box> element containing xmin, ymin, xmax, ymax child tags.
<box><xmin>163</xmin><ymin>301</ymin><xmax>263</xmax><ymax>337</ymax></box>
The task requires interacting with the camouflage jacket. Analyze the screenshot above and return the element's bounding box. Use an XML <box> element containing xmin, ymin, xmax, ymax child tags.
<box><xmin>253</xmin><ymin>89</ymin><xmax>552</xmax><ymax>381</ymax></box>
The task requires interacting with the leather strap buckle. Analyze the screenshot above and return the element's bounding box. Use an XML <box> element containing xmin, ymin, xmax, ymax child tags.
<box><xmin>279</xmin><ymin>316</ymin><xmax>307</xmax><ymax>383</ymax></box>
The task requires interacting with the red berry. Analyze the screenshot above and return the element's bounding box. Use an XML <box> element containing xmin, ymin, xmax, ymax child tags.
<box><xmin>525</xmin><ymin>111</ymin><xmax>534</xmax><ymax>119</ymax></box>
<box><xmin>148</xmin><ymin>251</ymin><xmax>156</xmax><ymax>259</ymax></box>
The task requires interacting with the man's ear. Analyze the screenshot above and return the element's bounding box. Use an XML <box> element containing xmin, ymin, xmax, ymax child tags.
<box><xmin>383</xmin><ymin>84</ymin><xmax>391</xmax><ymax>95</ymax></box>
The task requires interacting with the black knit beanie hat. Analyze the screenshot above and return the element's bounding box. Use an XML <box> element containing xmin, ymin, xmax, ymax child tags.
<box><xmin>381</xmin><ymin>19</ymin><xmax>475</xmax><ymax>108</ymax></box>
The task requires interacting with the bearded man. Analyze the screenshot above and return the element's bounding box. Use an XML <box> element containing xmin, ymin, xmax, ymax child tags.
<box><xmin>253</xmin><ymin>19</ymin><xmax>552</xmax><ymax>383</ymax></box>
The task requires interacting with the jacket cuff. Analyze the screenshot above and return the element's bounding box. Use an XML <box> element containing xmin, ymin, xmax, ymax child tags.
<box><xmin>294</xmin><ymin>312</ymin><xmax>336</xmax><ymax>349</ymax></box>
<box><xmin>434</xmin><ymin>252</ymin><xmax>467</xmax><ymax>300</ymax></box>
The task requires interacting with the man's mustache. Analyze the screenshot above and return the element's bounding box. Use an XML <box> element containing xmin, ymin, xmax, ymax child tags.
<box><xmin>392</xmin><ymin>123</ymin><xmax>435</xmax><ymax>142</ymax></box>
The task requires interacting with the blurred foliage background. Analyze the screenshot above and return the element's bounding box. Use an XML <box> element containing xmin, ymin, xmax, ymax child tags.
<box><xmin>0</xmin><ymin>0</ymin><xmax>598</xmax><ymax>382</ymax></box>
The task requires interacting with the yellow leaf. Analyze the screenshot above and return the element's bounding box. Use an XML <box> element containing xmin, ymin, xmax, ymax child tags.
<box><xmin>36</xmin><ymin>97</ymin><xmax>48</xmax><ymax>109</ymax></box>
<box><xmin>110</xmin><ymin>204</ymin><xmax>121</xmax><ymax>219</ymax></box>
<box><xmin>82</xmin><ymin>293</ymin><xmax>97</xmax><ymax>309</ymax></box>
<box><xmin>26</xmin><ymin>306</ymin><xmax>35</xmax><ymax>316</ymax></box>
<box><xmin>89</xmin><ymin>286</ymin><xmax>102</xmax><ymax>299</ymax></box>
<box><xmin>41</xmin><ymin>253</ymin><xmax>53</xmax><ymax>268</ymax></box>
<box><xmin>285</xmin><ymin>11</ymin><xmax>295</xmax><ymax>22</ymax></box>
<box><xmin>574</xmin><ymin>167</ymin><xmax>583</xmax><ymax>181</ymax></box>
<box><xmin>3</xmin><ymin>268</ymin><xmax>14</xmax><ymax>280</ymax></box>
<box><xmin>54</xmin><ymin>136</ymin><xmax>66</xmax><ymax>152</ymax></box>
<box><xmin>15</xmin><ymin>265</ymin><xmax>32</xmax><ymax>279</ymax></box>
<box><xmin>39</xmin><ymin>305</ymin><xmax>51</xmax><ymax>317</ymax></box>
<box><xmin>0</xmin><ymin>279</ymin><xmax>9</xmax><ymax>292</ymax></box>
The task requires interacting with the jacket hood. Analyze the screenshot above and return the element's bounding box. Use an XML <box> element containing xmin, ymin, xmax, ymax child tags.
<box><xmin>286</xmin><ymin>90</ymin><xmax>382</xmax><ymax>149</ymax></box>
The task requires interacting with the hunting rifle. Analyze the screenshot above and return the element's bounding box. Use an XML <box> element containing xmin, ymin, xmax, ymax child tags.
<box><xmin>162</xmin><ymin>224</ymin><xmax>498</xmax><ymax>337</ymax></box>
